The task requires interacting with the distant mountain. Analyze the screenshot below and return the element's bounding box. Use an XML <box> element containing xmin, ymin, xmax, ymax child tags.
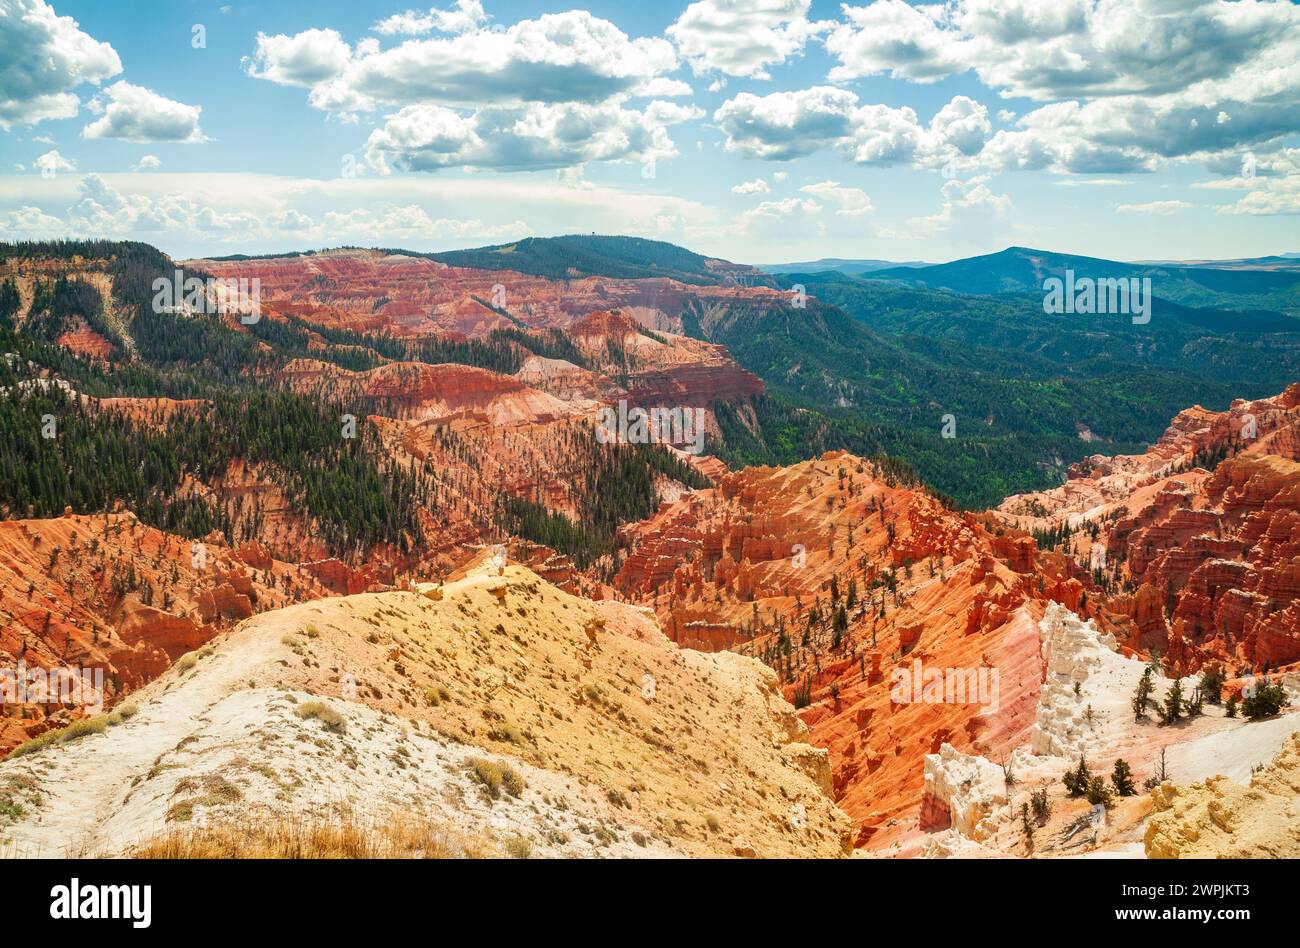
<box><xmin>859</xmin><ymin>246</ymin><xmax>1300</xmax><ymax>312</ymax></box>
<box><xmin>1134</xmin><ymin>254</ymin><xmax>1300</xmax><ymax>271</ymax></box>
<box><xmin>759</xmin><ymin>257</ymin><xmax>930</xmax><ymax>275</ymax></box>
<box><xmin>414</xmin><ymin>234</ymin><xmax>774</xmax><ymax>287</ymax></box>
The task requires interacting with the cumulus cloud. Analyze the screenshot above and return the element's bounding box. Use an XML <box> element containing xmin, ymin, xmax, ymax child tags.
<box><xmin>734</xmin><ymin>196</ymin><xmax>821</xmax><ymax>231</ymax></box>
<box><xmin>248</xmin><ymin>11</ymin><xmax>677</xmax><ymax>116</ymax></box>
<box><xmin>0</xmin><ymin>0</ymin><xmax>122</xmax><ymax>128</ymax></box>
<box><xmin>33</xmin><ymin>149</ymin><xmax>76</xmax><ymax>176</ymax></box>
<box><xmin>799</xmin><ymin>181</ymin><xmax>873</xmax><ymax>216</ymax></box>
<box><xmin>732</xmin><ymin>178</ymin><xmax>770</xmax><ymax>194</ymax></box>
<box><xmin>826</xmin><ymin>0</ymin><xmax>1300</xmax><ymax>102</ymax></box>
<box><xmin>363</xmin><ymin>99</ymin><xmax>701</xmax><ymax>173</ymax></box>
<box><xmin>245</xmin><ymin>28</ymin><xmax>353</xmax><ymax>87</ymax></box>
<box><xmin>0</xmin><ymin>204</ymin><xmax>66</xmax><ymax>234</ymax></box>
<box><xmin>907</xmin><ymin>174</ymin><xmax>1012</xmax><ymax>235</ymax></box>
<box><xmin>826</xmin><ymin>0</ymin><xmax>971</xmax><ymax>84</ymax></box>
<box><xmin>1212</xmin><ymin>148</ymin><xmax>1300</xmax><ymax>214</ymax></box>
<box><xmin>372</xmin><ymin>1</ymin><xmax>488</xmax><ymax>37</ymax></box>
<box><xmin>667</xmin><ymin>0</ymin><xmax>830</xmax><ymax>79</ymax></box>
<box><xmin>134</xmin><ymin>154</ymin><xmax>162</xmax><ymax>171</ymax></box>
<box><xmin>823</xmin><ymin>0</ymin><xmax>1300</xmax><ymax>180</ymax></box>
<box><xmin>82</xmin><ymin>82</ymin><xmax>207</xmax><ymax>143</ymax></box>
<box><xmin>715</xmin><ymin>87</ymin><xmax>991</xmax><ymax>169</ymax></box>
<box><xmin>713</xmin><ymin>86</ymin><xmax>860</xmax><ymax>160</ymax></box>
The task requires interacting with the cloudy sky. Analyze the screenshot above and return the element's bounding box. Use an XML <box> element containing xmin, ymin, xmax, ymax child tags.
<box><xmin>1</xmin><ymin>0</ymin><xmax>1298</xmax><ymax>263</ymax></box>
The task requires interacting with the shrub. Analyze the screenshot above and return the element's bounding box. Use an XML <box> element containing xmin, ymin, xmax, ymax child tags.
<box><xmin>504</xmin><ymin>836</ymin><xmax>532</xmax><ymax>859</ymax></box>
<box><xmin>466</xmin><ymin>757</ymin><xmax>525</xmax><ymax>799</ymax></box>
<box><xmin>1085</xmin><ymin>775</ymin><xmax>1114</xmax><ymax>807</ymax></box>
<box><xmin>9</xmin><ymin>710</ymin><xmax>125</xmax><ymax>757</ymax></box>
<box><xmin>1199</xmin><ymin>665</ymin><xmax>1225</xmax><ymax>704</ymax></box>
<box><xmin>1242</xmin><ymin>677</ymin><xmax>1289</xmax><ymax>720</ymax></box>
<box><xmin>1030</xmin><ymin>787</ymin><xmax>1051</xmax><ymax>825</ymax></box>
<box><xmin>295</xmin><ymin>701</ymin><xmax>346</xmax><ymax>733</ymax></box>
<box><xmin>488</xmin><ymin>722</ymin><xmax>523</xmax><ymax>745</ymax></box>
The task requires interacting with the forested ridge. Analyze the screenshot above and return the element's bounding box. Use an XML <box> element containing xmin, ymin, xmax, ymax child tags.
<box><xmin>0</xmin><ymin>240</ymin><xmax>717</xmax><ymax>568</ymax></box>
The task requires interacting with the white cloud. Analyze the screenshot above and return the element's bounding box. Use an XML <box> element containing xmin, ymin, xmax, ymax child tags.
<box><xmin>734</xmin><ymin>196</ymin><xmax>821</xmax><ymax>228</ymax></box>
<box><xmin>633</xmin><ymin>77</ymin><xmax>693</xmax><ymax>97</ymax></box>
<box><xmin>0</xmin><ymin>0</ymin><xmax>122</xmax><ymax>128</ymax></box>
<box><xmin>0</xmin><ymin>204</ymin><xmax>66</xmax><ymax>234</ymax></box>
<box><xmin>33</xmin><ymin>149</ymin><xmax>76</xmax><ymax>175</ymax></box>
<box><xmin>667</xmin><ymin>0</ymin><xmax>830</xmax><ymax>79</ymax></box>
<box><xmin>713</xmin><ymin>86</ymin><xmax>860</xmax><ymax>160</ymax></box>
<box><xmin>364</xmin><ymin>99</ymin><xmax>701</xmax><ymax>173</ymax></box>
<box><xmin>1054</xmin><ymin>177</ymin><xmax>1127</xmax><ymax>187</ymax></box>
<box><xmin>799</xmin><ymin>181</ymin><xmax>873</xmax><ymax>216</ymax></box>
<box><xmin>134</xmin><ymin>155</ymin><xmax>162</xmax><ymax>171</ymax></box>
<box><xmin>0</xmin><ymin>171</ymin><xmax>726</xmax><ymax>252</ymax></box>
<box><xmin>827</xmin><ymin>0</ymin><xmax>970</xmax><ymax>84</ymax></box>
<box><xmin>319</xmin><ymin>205</ymin><xmax>524</xmax><ymax>241</ymax></box>
<box><xmin>82</xmin><ymin>82</ymin><xmax>207</xmax><ymax>143</ymax></box>
<box><xmin>908</xmin><ymin>174</ymin><xmax>1011</xmax><ymax>234</ymax></box>
<box><xmin>823</xmin><ymin>0</ymin><xmax>1300</xmax><ymax>181</ymax></box>
<box><xmin>731</xmin><ymin>178</ymin><xmax>770</xmax><ymax>194</ymax></box>
<box><xmin>249</xmin><ymin>11</ymin><xmax>677</xmax><ymax>117</ymax></box>
<box><xmin>826</xmin><ymin>0</ymin><xmax>1300</xmax><ymax>102</ymax></box>
<box><xmin>246</xmin><ymin>28</ymin><xmax>352</xmax><ymax>87</ymax></box>
<box><xmin>372</xmin><ymin>1</ymin><xmax>488</xmax><ymax>36</ymax></box>
<box><xmin>1115</xmin><ymin>199</ymin><xmax>1192</xmax><ymax>215</ymax></box>
<box><xmin>715</xmin><ymin>87</ymin><xmax>991</xmax><ymax>168</ymax></box>
<box><xmin>1213</xmin><ymin>149</ymin><xmax>1300</xmax><ymax>214</ymax></box>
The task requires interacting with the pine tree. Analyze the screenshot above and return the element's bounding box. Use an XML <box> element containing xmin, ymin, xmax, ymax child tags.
<box><xmin>1111</xmin><ymin>758</ymin><xmax>1136</xmax><ymax>796</ymax></box>
<box><xmin>1132</xmin><ymin>666</ymin><xmax>1155</xmax><ymax>719</ymax></box>
<box><xmin>1159</xmin><ymin>678</ymin><xmax>1184</xmax><ymax>724</ymax></box>
<box><xmin>1063</xmin><ymin>754</ymin><xmax>1091</xmax><ymax>797</ymax></box>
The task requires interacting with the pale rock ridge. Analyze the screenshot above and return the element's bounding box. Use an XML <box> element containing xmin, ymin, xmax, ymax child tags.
<box><xmin>1031</xmin><ymin>602</ymin><xmax>1151</xmax><ymax>760</ymax></box>
<box><xmin>0</xmin><ymin>562</ymin><xmax>851</xmax><ymax>858</ymax></box>
<box><xmin>1145</xmin><ymin>731</ymin><xmax>1300</xmax><ymax>858</ymax></box>
<box><xmin>920</xmin><ymin>743</ymin><xmax>1008</xmax><ymax>841</ymax></box>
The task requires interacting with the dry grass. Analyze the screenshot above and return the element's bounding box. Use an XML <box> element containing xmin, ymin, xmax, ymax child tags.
<box><xmin>466</xmin><ymin>757</ymin><xmax>525</xmax><ymax>799</ymax></box>
<box><xmin>129</xmin><ymin>808</ymin><xmax>491</xmax><ymax>859</ymax></box>
<box><xmin>8</xmin><ymin>708</ymin><xmax>128</xmax><ymax>758</ymax></box>
<box><xmin>295</xmin><ymin>701</ymin><xmax>346</xmax><ymax>733</ymax></box>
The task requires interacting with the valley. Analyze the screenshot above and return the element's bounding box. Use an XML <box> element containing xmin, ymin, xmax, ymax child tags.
<box><xmin>1</xmin><ymin>235</ymin><xmax>1297</xmax><ymax>859</ymax></box>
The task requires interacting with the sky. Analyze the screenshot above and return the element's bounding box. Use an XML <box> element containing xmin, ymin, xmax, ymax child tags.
<box><xmin>0</xmin><ymin>0</ymin><xmax>1298</xmax><ymax>264</ymax></box>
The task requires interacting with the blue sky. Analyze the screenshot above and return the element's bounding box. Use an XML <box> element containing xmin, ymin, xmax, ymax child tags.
<box><xmin>1</xmin><ymin>0</ymin><xmax>1298</xmax><ymax>263</ymax></box>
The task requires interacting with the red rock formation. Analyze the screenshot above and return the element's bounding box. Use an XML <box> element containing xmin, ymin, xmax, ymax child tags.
<box><xmin>613</xmin><ymin>451</ymin><xmax>1087</xmax><ymax>849</ymax></box>
<box><xmin>0</xmin><ymin>513</ymin><xmax>333</xmax><ymax>755</ymax></box>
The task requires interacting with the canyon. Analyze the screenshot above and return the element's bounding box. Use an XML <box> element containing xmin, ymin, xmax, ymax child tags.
<box><xmin>1</xmin><ymin>241</ymin><xmax>1297</xmax><ymax>858</ymax></box>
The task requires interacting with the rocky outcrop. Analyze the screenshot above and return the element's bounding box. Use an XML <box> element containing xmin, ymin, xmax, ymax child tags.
<box><xmin>921</xmin><ymin>743</ymin><xmax>1009</xmax><ymax>840</ymax></box>
<box><xmin>0</xmin><ymin>513</ymin><xmax>330</xmax><ymax>755</ymax></box>
<box><xmin>1145</xmin><ymin>731</ymin><xmax>1300</xmax><ymax>858</ymax></box>
<box><xmin>0</xmin><ymin>563</ymin><xmax>851</xmax><ymax>859</ymax></box>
